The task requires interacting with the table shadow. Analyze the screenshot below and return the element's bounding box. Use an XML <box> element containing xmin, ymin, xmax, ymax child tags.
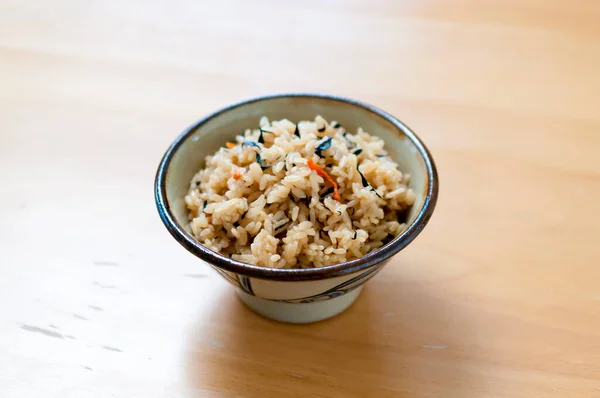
<box><xmin>184</xmin><ymin>274</ymin><xmax>474</xmax><ymax>397</ymax></box>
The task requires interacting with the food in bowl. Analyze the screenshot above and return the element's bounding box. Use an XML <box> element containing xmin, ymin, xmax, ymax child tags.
<box><xmin>185</xmin><ymin>116</ymin><xmax>416</xmax><ymax>269</ymax></box>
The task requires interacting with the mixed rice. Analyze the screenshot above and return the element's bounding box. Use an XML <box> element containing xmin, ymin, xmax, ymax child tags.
<box><xmin>185</xmin><ymin>116</ymin><xmax>415</xmax><ymax>268</ymax></box>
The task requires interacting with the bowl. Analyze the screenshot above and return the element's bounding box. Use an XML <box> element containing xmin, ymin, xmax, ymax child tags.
<box><xmin>155</xmin><ymin>93</ymin><xmax>438</xmax><ymax>323</ymax></box>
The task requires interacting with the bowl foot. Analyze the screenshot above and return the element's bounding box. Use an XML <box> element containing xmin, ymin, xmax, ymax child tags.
<box><xmin>236</xmin><ymin>287</ymin><xmax>363</xmax><ymax>323</ymax></box>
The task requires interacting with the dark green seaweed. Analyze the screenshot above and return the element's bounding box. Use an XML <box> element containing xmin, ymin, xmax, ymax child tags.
<box><xmin>242</xmin><ymin>141</ymin><xmax>261</xmax><ymax>150</ymax></box>
<box><xmin>255</xmin><ymin>153</ymin><xmax>270</xmax><ymax>170</ymax></box>
<box><xmin>258</xmin><ymin>128</ymin><xmax>273</xmax><ymax>144</ymax></box>
<box><xmin>315</xmin><ymin>136</ymin><xmax>333</xmax><ymax>157</ymax></box>
<box><xmin>356</xmin><ymin>165</ymin><xmax>369</xmax><ymax>187</ymax></box>
<box><xmin>343</xmin><ymin>132</ymin><xmax>355</xmax><ymax>148</ymax></box>
<box><xmin>353</xmin><ymin>148</ymin><xmax>363</xmax><ymax>156</ymax></box>
<box><xmin>294</xmin><ymin>124</ymin><xmax>300</xmax><ymax>138</ymax></box>
<box><xmin>357</xmin><ymin>165</ymin><xmax>382</xmax><ymax>198</ymax></box>
<box><xmin>371</xmin><ymin>187</ymin><xmax>382</xmax><ymax>198</ymax></box>
<box><xmin>333</xmin><ymin>122</ymin><xmax>341</xmax><ymax>128</ymax></box>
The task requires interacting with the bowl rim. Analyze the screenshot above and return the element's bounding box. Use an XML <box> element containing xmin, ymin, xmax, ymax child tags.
<box><xmin>155</xmin><ymin>92</ymin><xmax>439</xmax><ymax>281</ymax></box>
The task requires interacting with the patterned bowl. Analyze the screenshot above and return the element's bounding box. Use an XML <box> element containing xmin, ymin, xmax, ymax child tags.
<box><xmin>155</xmin><ymin>93</ymin><xmax>438</xmax><ymax>323</ymax></box>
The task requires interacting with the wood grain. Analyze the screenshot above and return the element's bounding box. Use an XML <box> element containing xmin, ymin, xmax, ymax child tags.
<box><xmin>1</xmin><ymin>1</ymin><xmax>599</xmax><ymax>396</ymax></box>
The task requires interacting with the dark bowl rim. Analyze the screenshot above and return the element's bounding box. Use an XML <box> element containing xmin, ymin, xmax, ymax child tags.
<box><xmin>155</xmin><ymin>92</ymin><xmax>439</xmax><ymax>281</ymax></box>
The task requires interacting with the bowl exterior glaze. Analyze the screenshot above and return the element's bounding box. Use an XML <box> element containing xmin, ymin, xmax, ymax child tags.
<box><xmin>155</xmin><ymin>93</ymin><xmax>438</xmax><ymax>323</ymax></box>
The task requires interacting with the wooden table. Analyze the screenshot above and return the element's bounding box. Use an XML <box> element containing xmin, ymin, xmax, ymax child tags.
<box><xmin>1</xmin><ymin>1</ymin><xmax>599</xmax><ymax>396</ymax></box>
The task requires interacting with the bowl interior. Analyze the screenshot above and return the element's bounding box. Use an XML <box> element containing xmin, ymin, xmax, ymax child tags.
<box><xmin>163</xmin><ymin>96</ymin><xmax>431</xmax><ymax>241</ymax></box>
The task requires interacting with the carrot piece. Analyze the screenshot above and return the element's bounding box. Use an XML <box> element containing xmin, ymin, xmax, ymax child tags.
<box><xmin>232</xmin><ymin>171</ymin><xmax>242</xmax><ymax>180</ymax></box>
<box><xmin>307</xmin><ymin>158</ymin><xmax>341</xmax><ymax>201</ymax></box>
<box><xmin>226</xmin><ymin>142</ymin><xmax>236</xmax><ymax>149</ymax></box>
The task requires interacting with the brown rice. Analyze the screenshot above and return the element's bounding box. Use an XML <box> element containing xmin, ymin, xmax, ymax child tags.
<box><xmin>185</xmin><ymin>116</ymin><xmax>415</xmax><ymax>268</ymax></box>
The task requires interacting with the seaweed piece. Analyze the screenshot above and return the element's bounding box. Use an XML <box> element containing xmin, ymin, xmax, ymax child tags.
<box><xmin>320</xmin><ymin>187</ymin><xmax>334</xmax><ymax>199</ymax></box>
<box><xmin>233</xmin><ymin>221</ymin><xmax>240</xmax><ymax>227</ymax></box>
<box><xmin>243</xmin><ymin>139</ymin><xmax>270</xmax><ymax>170</ymax></box>
<box><xmin>317</xmin><ymin>125</ymin><xmax>326</xmax><ymax>133</ymax></box>
<box><xmin>258</xmin><ymin>128</ymin><xmax>273</xmax><ymax>144</ymax></box>
<box><xmin>294</xmin><ymin>124</ymin><xmax>300</xmax><ymax>138</ymax></box>
<box><xmin>333</xmin><ymin>122</ymin><xmax>341</xmax><ymax>128</ymax></box>
<box><xmin>202</xmin><ymin>201</ymin><xmax>208</xmax><ymax>213</ymax></box>
<box><xmin>353</xmin><ymin>148</ymin><xmax>363</xmax><ymax>156</ymax></box>
<box><xmin>242</xmin><ymin>141</ymin><xmax>261</xmax><ymax>150</ymax></box>
<box><xmin>241</xmin><ymin>211</ymin><xmax>247</xmax><ymax>220</ymax></box>
<box><xmin>357</xmin><ymin>165</ymin><xmax>382</xmax><ymax>198</ymax></box>
<box><xmin>356</xmin><ymin>165</ymin><xmax>369</xmax><ymax>187</ymax></box>
<box><xmin>376</xmin><ymin>154</ymin><xmax>387</xmax><ymax>158</ymax></box>
<box><xmin>315</xmin><ymin>136</ymin><xmax>333</xmax><ymax>157</ymax></box>
<box><xmin>256</xmin><ymin>153</ymin><xmax>270</xmax><ymax>170</ymax></box>
<box><xmin>343</xmin><ymin>132</ymin><xmax>355</xmax><ymax>148</ymax></box>
<box><xmin>353</xmin><ymin>230</ymin><xmax>357</xmax><ymax>239</ymax></box>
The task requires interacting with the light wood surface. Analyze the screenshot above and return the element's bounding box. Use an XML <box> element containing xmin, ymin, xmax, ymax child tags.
<box><xmin>1</xmin><ymin>1</ymin><xmax>599</xmax><ymax>397</ymax></box>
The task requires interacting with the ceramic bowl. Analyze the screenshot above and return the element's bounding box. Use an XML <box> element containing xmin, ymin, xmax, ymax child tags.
<box><xmin>155</xmin><ymin>93</ymin><xmax>438</xmax><ymax>323</ymax></box>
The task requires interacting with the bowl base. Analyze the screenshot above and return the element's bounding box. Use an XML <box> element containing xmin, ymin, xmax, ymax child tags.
<box><xmin>236</xmin><ymin>287</ymin><xmax>363</xmax><ymax>324</ymax></box>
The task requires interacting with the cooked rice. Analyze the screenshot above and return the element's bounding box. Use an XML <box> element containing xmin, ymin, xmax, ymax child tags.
<box><xmin>185</xmin><ymin>116</ymin><xmax>415</xmax><ymax>268</ymax></box>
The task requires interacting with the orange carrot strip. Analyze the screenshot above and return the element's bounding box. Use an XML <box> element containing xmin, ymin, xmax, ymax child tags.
<box><xmin>232</xmin><ymin>171</ymin><xmax>242</xmax><ymax>180</ymax></box>
<box><xmin>226</xmin><ymin>142</ymin><xmax>236</xmax><ymax>149</ymax></box>
<box><xmin>307</xmin><ymin>158</ymin><xmax>341</xmax><ymax>201</ymax></box>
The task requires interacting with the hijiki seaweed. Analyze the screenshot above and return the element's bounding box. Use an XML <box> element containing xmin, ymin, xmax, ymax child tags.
<box><xmin>258</xmin><ymin>128</ymin><xmax>273</xmax><ymax>144</ymax></box>
<box><xmin>241</xmin><ymin>140</ymin><xmax>270</xmax><ymax>170</ymax></box>
<box><xmin>356</xmin><ymin>165</ymin><xmax>382</xmax><ymax>198</ymax></box>
<box><xmin>315</xmin><ymin>136</ymin><xmax>333</xmax><ymax>157</ymax></box>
